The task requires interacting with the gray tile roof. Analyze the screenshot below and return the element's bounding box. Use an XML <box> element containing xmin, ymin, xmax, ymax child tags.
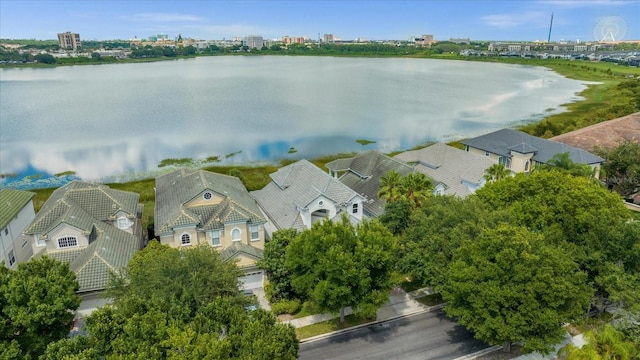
<box><xmin>460</xmin><ymin>128</ymin><xmax>604</xmax><ymax>165</ymax></box>
<box><xmin>155</xmin><ymin>168</ymin><xmax>265</xmax><ymax>236</ymax></box>
<box><xmin>0</xmin><ymin>189</ymin><xmax>35</xmax><ymax>230</ymax></box>
<box><xmin>219</xmin><ymin>242</ymin><xmax>264</xmax><ymax>265</ymax></box>
<box><xmin>27</xmin><ymin>181</ymin><xmax>141</xmax><ymax>293</ymax></box>
<box><xmin>327</xmin><ymin>151</ymin><xmax>415</xmax><ymax>217</ymax></box>
<box><xmin>251</xmin><ymin>160</ymin><xmax>362</xmax><ymax>230</ymax></box>
<box><xmin>394</xmin><ymin>143</ymin><xmax>496</xmax><ymax>197</ymax></box>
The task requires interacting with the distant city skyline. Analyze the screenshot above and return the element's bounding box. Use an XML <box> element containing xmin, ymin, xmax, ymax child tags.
<box><xmin>1</xmin><ymin>0</ymin><xmax>639</xmax><ymax>42</ymax></box>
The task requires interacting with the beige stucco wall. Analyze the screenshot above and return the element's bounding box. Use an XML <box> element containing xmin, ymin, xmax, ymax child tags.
<box><xmin>510</xmin><ymin>151</ymin><xmax>534</xmax><ymax>173</ymax></box>
<box><xmin>185</xmin><ymin>190</ymin><xmax>224</xmax><ymax>207</ymax></box>
<box><xmin>163</xmin><ymin>223</ymin><xmax>265</xmax><ymax>250</ymax></box>
<box><xmin>45</xmin><ymin>224</ymin><xmax>89</xmax><ymax>251</ymax></box>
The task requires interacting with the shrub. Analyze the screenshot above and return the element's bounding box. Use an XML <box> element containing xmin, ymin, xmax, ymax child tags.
<box><xmin>270</xmin><ymin>299</ymin><xmax>301</xmax><ymax>315</ymax></box>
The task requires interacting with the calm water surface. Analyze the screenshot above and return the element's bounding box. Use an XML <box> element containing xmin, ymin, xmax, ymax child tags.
<box><xmin>0</xmin><ymin>56</ymin><xmax>591</xmax><ymax>187</ymax></box>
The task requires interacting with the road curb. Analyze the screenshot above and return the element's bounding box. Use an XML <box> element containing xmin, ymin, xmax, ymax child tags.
<box><xmin>299</xmin><ymin>303</ymin><xmax>445</xmax><ymax>344</ymax></box>
<box><xmin>452</xmin><ymin>345</ymin><xmax>502</xmax><ymax>360</ymax></box>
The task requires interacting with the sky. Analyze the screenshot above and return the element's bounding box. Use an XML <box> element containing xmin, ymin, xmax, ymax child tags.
<box><xmin>0</xmin><ymin>0</ymin><xmax>638</xmax><ymax>42</ymax></box>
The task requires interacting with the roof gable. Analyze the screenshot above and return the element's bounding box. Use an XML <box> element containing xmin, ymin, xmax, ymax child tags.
<box><xmin>155</xmin><ymin>168</ymin><xmax>265</xmax><ymax>235</ymax></box>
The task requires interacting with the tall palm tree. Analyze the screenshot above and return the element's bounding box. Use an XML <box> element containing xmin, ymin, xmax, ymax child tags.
<box><xmin>378</xmin><ymin>170</ymin><xmax>403</xmax><ymax>202</ymax></box>
<box><xmin>399</xmin><ymin>172</ymin><xmax>433</xmax><ymax>209</ymax></box>
<box><xmin>483</xmin><ymin>163</ymin><xmax>511</xmax><ymax>183</ymax></box>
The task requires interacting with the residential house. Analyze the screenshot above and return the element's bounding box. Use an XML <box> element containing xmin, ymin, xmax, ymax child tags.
<box><xmin>394</xmin><ymin>143</ymin><xmax>497</xmax><ymax>197</ymax></box>
<box><xmin>1</xmin><ymin>189</ymin><xmax>36</xmax><ymax>269</ymax></box>
<box><xmin>154</xmin><ymin>168</ymin><xmax>267</xmax><ymax>289</ymax></box>
<box><xmin>22</xmin><ymin>181</ymin><xmax>143</xmax><ymax>294</ymax></box>
<box><xmin>251</xmin><ymin>159</ymin><xmax>366</xmax><ymax>237</ymax></box>
<box><xmin>325</xmin><ymin>150</ymin><xmax>414</xmax><ymax>218</ymax></box>
<box><xmin>461</xmin><ymin>128</ymin><xmax>604</xmax><ymax>175</ymax></box>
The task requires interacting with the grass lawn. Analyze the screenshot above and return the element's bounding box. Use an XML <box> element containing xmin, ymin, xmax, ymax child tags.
<box><xmin>295</xmin><ymin>313</ymin><xmax>375</xmax><ymax>340</ymax></box>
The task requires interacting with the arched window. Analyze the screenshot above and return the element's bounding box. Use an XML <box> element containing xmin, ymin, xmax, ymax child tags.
<box><xmin>231</xmin><ymin>228</ymin><xmax>241</xmax><ymax>242</ymax></box>
<box><xmin>181</xmin><ymin>233</ymin><xmax>191</xmax><ymax>246</ymax></box>
<box><xmin>524</xmin><ymin>160</ymin><xmax>530</xmax><ymax>172</ymax></box>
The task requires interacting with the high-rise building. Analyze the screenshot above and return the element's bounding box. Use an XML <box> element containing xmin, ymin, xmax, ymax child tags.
<box><xmin>57</xmin><ymin>32</ymin><xmax>81</xmax><ymax>50</ymax></box>
<box><xmin>323</xmin><ymin>33</ymin><xmax>335</xmax><ymax>43</ymax></box>
<box><xmin>244</xmin><ymin>35</ymin><xmax>264</xmax><ymax>49</ymax></box>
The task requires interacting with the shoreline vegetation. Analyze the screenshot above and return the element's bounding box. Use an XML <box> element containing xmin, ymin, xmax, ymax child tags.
<box><xmin>3</xmin><ymin>50</ymin><xmax>639</xmax><ymax>226</ymax></box>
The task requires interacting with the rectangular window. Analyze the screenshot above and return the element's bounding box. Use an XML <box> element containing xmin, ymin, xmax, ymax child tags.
<box><xmin>250</xmin><ymin>225</ymin><xmax>259</xmax><ymax>241</ymax></box>
<box><xmin>485</xmin><ymin>151</ymin><xmax>489</xmax><ymax>157</ymax></box>
<box><xmin>352</xmin><ymin>203</ymin><xmax>358</xmax><ymax>214</ymax></box>
<box><xmin>8</xmin><ymin>250</ymin><xmax>15</xmax><ymax>266</ymax></box>
<box><xmin>3</xmin><ymin>228</ymin><xmax>7</xmax><ymax>236</ymax></box>
<box><xmin>117</xmin><ymin>217</ymin><xmax>128</xmax><ymax>229</ymax></box>
<box><xmin>36</xmin><ymin>235</ymin><xmax>46</xmax><ymax>247</ymax></box>
<box><xmin>210</xmin><ymin>230</ymin><xmax>221</xmax><ymax>247</ymax></box>
<box><xmin>57</xmin><ymin>236</ymin><xmax>78</xmax><ymax>248</ymax></box>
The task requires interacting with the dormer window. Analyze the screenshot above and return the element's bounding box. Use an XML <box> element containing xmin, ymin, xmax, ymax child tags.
<box><xmin>117</xmin><ymin>217</ymin><xmax>128</xmax><ymax>229</ymax></box>
<box><xmin>203</xmin><ymin>191</ymin><xmax>213</xmax><ymax>200</ymax></box>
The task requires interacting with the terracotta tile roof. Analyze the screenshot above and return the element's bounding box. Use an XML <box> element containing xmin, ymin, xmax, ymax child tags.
<box><xmin>550</xmin><ymin>112</ymin><xmax>640</xmax><ymax>152</ymax></box>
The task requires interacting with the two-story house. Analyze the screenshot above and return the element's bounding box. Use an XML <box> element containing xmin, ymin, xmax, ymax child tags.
<box><xmin>394</xmin><ymin>143</ymin><xmax>497</xmax><ymax>197</ymax></box>
<box><xmin>461</xmin><ymin>128</ymin><xmax>604</xmax><ymax>175</ymax></box>
<box><xmin>1</xmin><ymin>189</ymin><xmax>36</xmax><ymax>269</ymax></box>
<box><xmin>251</xmin><ymin>159</ymin><xmax>366</xmax><ymax>237</ymax></box>
<box><xmin>22</xmin><ymin>181</ymin><xmax>143</xmax><ymax>295</ymax></box>
<box><xmin>325</xmin><ymin>150</ymin><xmax>415</xmax><ymax>218</ymax></box>
<box><xmin>154</xmin><ymin>168</ymin><xmax>267</xmax><ymax>290</ymax></box>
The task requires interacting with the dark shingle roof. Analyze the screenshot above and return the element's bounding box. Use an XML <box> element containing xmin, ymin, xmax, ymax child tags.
<box><xmin>461</xmin><ymin>128</ymin><xmax>604</xmax><ymax>165</ymax></box>
<box><xmin>0</xmin><ymin>189</ymin><xmax>35</xmax><ymax>230</ymax></box>
<box><xmin>155</xmin><ymin>168</ymin><xmax>265</xmax><ymax>236</ymax></box>
<box><xmin>327</xmin><ymin>151</ymin><xmax>415</xmax><ymax>217</ymax></box>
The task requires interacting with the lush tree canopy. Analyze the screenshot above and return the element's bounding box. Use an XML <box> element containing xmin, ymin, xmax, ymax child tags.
<box><xmin>560</xmin><ymin>324</ymin><xmax>639</xmax><ymax>360</ymax></box>
<box><xmin>443</xmin><ymin>225</ymin><xmax>592</xmax><ymax>354</ymax></box>
<box><xmin>286</xmin><ymin>216</ymin><xmax>398</xmax><ymax>322</ymax></box>
<box><xmin>0</xmin><ymin>256</ymin><xmax>81</xmax><ymax>359</ymax></box>
<box><xmin>44</xmin><ymin>242</ymin><xmax>298</xmax><ymax>359</ymax></box>
<box><xmin>257</xmin><ymin>228</ymin><xmax>299</xmax><ymax>302</ymax></box>
<box><xmin>475</xmin><ymin>171</ymin><xmax>639</xmax><ymax>311</ymax></box>
<box><xmin>398</xmin><ymin>195</ymin><xmax>497</xmax><ymax>291</ymax></box>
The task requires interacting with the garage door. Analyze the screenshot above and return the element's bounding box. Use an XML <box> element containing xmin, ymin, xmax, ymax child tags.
<box><xmin>240</xmin><ymin>271</ymin><xmax>264</xmax><ymax>290</ymax></box>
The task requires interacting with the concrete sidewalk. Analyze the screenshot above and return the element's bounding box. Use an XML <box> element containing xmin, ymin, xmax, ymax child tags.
<box><xmin>281</xmin><ymin>286</ymin><xmax>437</xmax><ymax>328</ymax></box>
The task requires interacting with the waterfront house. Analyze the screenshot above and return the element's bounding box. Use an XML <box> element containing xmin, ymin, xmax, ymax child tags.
<box><xmin>394</xmin><ymin>143</ymin><xmax>497</xmax><ymax>197</ymax></box>
<box><xmin>461</xmin><ymin>128</ymin><xmax>604</xmax><ymax>175</ymax></box>
<box><xmin>154</xmin><ymin>168</ymin><xmax>267</xmax><ymax>289</ymax></box>
<box><xmin>251</xmin><ymin>159</ymin><xmax>366</xmax><ymax>237</ymax></box>
<box><xmin>22</xmin><ymin>181</ymin><xmax>143</xmax><ymax>295</ymax></box>
<box><xmin>325</xmin><ymin>150</ymin><xmax>415</xmax><ymax>218</ymax></box>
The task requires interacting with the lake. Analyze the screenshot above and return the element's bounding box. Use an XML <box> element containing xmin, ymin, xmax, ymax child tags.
<box><xmin>0</xmin><ymin>56</ymin><xmax>591</xmax><ymax>189</ymax></box>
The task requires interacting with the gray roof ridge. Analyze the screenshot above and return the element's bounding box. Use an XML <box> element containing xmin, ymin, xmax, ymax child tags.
<box><xmin>226</xmin><ymin>197</ymin><xmax>265</xmax><ymax>223</ymax></box>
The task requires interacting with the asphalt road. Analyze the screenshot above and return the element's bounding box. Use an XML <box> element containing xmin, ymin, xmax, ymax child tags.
<box><xmin>298</xmin><ymin>310</ymin><xmax>489</xmax><ymax>360</ymax></box>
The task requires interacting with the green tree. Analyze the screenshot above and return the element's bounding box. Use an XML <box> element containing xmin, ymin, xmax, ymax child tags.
<box><xmin>483</xmin><ymin>163</ymin><xmax>511</xmax><ymax>182</ymax></box>
<box><xmin>0</xmin><ymin>256</ymin><xmax>81</xmax><ymax>358</ymax></box>
<box><xmin>286</xmin><ymin>216</ymin><xmax>397</xmax><ymax>323</ymax></box>
<box><xmin>560</xmin><ymin>324</ymin><xmax>639</xmax><ymax>360</ymax></box>
<box><xmin>45</xmin><ymin>243</ymin><xmax>298</xmax><ymax>359</ymax></box>
<box><xmin>539</xmin><ymin>152</ymin><xmax>596</xmax><ymax>178</ymax></box>
<box><xmin>595</xmin><ymin>141</ymin><xmax>640</xmax><ymax>199</ymax></box>
<box><xmin>257</xmin><ymin>228</ymin><xmax>299</xmax><ymax>301</ymax></box>
<box><xmin>379</xmin><ymin>197</ymin><xmax>412</xmax><ymax>235</ymax></box>
<box><xmin>34</xmin><ymin>53</ymin><xmax>56</xmax><ymax>64</ymax></box>
<box><xmin>443</xmin><ymin>225</ymin><xmax>592</xmax><ymax>354</ymax></box>
<box><xmin>398</xmin><ymin>196</ymin><xmax>494</xmax><ymax>291</ymax></box>
<box><xmin>378</xmin><ymin>170</ymin><xmax>403</xmax><ymax>202</ymax></box>
<box><xmin>475</xmin><ymin>171</ymin><xmax>636</xmax><ymax>312</ymax></box>
<box><xmin>399</xmin><ymin>172</ymin><xmax>433</xmax><ymax>209</ymax></box>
